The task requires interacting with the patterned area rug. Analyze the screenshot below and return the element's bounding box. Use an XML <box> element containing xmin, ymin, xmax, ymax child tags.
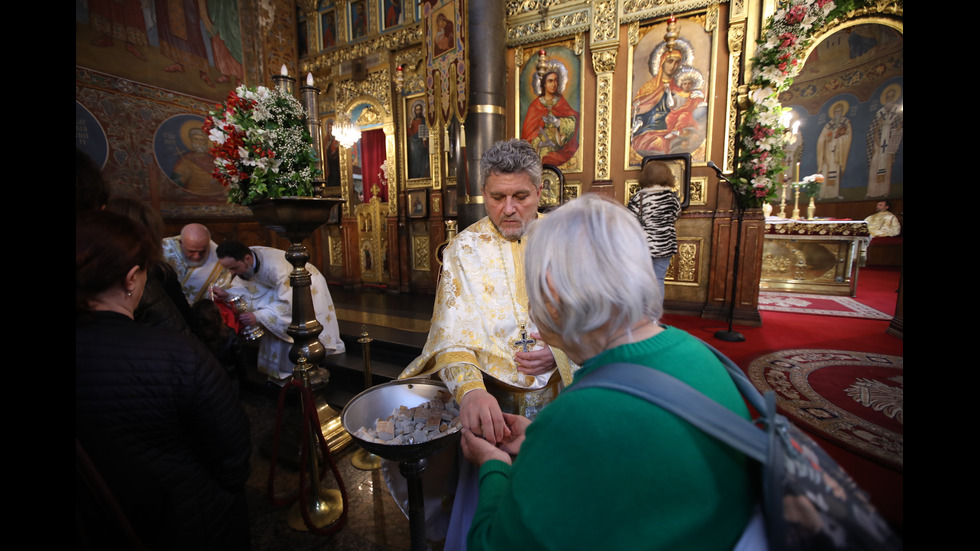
<box><xmin>747</xmin><ymin>349</ymin><xmax>903</xmax><ymax>472</ymax></box>
<box><xmin>758</xmin><ymin>292</ymin><xmax>891</xmax><ymax>320</ymax></box>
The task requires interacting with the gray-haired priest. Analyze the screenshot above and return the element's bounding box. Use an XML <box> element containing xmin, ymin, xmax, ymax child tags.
<box><xmin>397</xmin><ymin>139</ymin><xmax>576</xmax><ymax>548</ymax></box>
<box><xmin>162</xmin><ymin>223</ymin><xmax>234</xmax><ymax>304</ymax></box>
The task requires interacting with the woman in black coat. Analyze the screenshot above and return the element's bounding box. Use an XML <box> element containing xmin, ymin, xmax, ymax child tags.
<box><xmin>76</xmin><ymin>211</ymin><xmax>252</xmax><ymax>550</ymax></box>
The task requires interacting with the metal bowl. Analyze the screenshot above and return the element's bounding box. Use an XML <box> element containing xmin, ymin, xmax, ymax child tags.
<box><xmin>341</xmin><ymin>378</ymin><xmax>461</xmax><ymax>463</ymax></box>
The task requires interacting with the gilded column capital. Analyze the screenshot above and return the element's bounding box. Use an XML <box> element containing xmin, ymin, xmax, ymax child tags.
<box><xmin>728</xmin><ymin>21</ymin><xmax>744</xmax><ymax>54</ymax></box>
<box><xmin>590</xmin><ymin>48</ymin><xmax>617</xmax><ymax>74</ymax></box>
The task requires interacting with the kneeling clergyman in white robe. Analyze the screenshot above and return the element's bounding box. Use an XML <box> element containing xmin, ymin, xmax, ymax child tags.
<box><xmin>227</xmin><ymin>246</ymin><xmax>345</xmax><ymax>381</ymax></box>
<box><xmin>394</xmin><ymin>216</ymin><xmax>575</xmax><ymax>548</ymax></box>
<box><xmin>162</xmin><ymin>237</ymin><xmax>234</xmax><ymax>304</ymax></box>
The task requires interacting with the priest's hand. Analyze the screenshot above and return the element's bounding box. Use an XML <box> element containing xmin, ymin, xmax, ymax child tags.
<box><xmin>460</xmin><ymin>389</ymin><xmax>511</xmax><ymax>446</ymax></box>
<box><xmin>211</xmin><ymin>286</ymin><xmax>230</xmax><ymax>301</ymax></box>
<box><xmin>515</xmin><ymin>333</ymin><xmax>557</xmax><ymax>376</ymax></box>
<box><xmin>461</xmin><ymin>427</ymin><xmax>512</xmax><ymax>466</ymax></box>
<box><xmin>238</xmin><ymin>312</ymin><xmax>256</xmax><ymax>326</ymax></box>
<box><xmin>494</xmin><ymin>413</ymin><xmax>531</xmax><ymax>457</ymax></box>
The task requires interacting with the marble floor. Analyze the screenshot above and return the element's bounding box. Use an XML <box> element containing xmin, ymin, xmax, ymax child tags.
<box><xmin>241</xmin><ymin>285</ymin><xmax>442</xmax><ymax>550</ymax></box>
<box><xmin>241</xmin><ymin>385</ymin><xmax>425</xmax><ymax>551</ymax></box>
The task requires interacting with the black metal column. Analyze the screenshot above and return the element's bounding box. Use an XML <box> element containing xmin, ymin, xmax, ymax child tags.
<box><xmin>459</xmin><ymin>0</ymin><xmax>507</xmax><ymax>230</ymax></box>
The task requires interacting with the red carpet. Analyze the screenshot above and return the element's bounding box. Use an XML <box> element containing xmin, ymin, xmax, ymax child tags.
<box><xmin>661</xmin><ymin>266</ymin><xmax>903</xmax><ymax>531</ymax></box>
<box><xmin>747</xmin><ymin>349</ymin><xmax>903</xmax><ymax>471</ymax></box>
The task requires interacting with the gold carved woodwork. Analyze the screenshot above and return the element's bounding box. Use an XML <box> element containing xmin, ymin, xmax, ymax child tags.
<box><xmin>505</xmin><ymin>3</ymin><xmax>591</xmax><ymax>46</ymax></box>
<box><xmin>431</xmin><ymin>126</ymin><xmax>442</xmax><ymax>190</ymax></box>
<box><xmin>337</xmin><ymin>70</ymin><xmax>392</xmax><ymax>119</ymax></box>
<box><xmin>328</xmin><ymin>233</ymin><xmax>343</xmax><ymax>267</ymax></box>
<box><xmin>302</xmin><ymin>25</ymin><xmax>422</xmax><ymax>76</ymax></box>
<box><xmin>690</xmin><ymin>176</ymin><xmax>707</xmax><ymax>205</ymax></box>
<box><xmin>761</xmin><ymin>220</ymin><xmax>871</xmax><ymax>296</ymax></box>
<box><xmin>591</xmin><ymin>49</ymin><xmax>617</xmax><ymax>73</ymax></box>
<box><xmin>396</xmin><ymin>51</ymin><xmax>427</xmax><ymax>95</ymax></box>
<box><xmin>620</xmin><ymin>0</ymin><xmax>724</xmax><ymax>22</ymax></box>
<box><xmin>590</xmin><ymin>1</ymin><xmax>619</xmax><ymax>44</ymax></box>
<box><xmin>563</xmin><ymin>182</ymin><xmax>581</xmax><ymax>203</ymax></box>
<box><xmin>412</xmin><ymin>235</ymin><xmax>431</xmax><ymax>272</ymax></box>
<box><xmin>729</xmin><ymin>0</ymin><xmax>747</xmax><ymax>21</ymax></box>
<box><xmin>726</xmin><ymin>22</ymin><xmax>745</xmax><ymax>173</ymax></box>
<box><xmin>356</xmin><ymin>197</ymin><xmax>388</xmax><ymax>283</ymax></box>
<box><xmin>672</xmin><ymin>238</ymin><xmax>701</xmax><ymax>285</ymax></box>
<box><xmin>594</xmin><ymin>71</ymin><xmax>613</xmax><ymax>180</ymax></box>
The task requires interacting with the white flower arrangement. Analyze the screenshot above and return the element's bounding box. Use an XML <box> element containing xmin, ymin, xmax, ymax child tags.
<box><xmin>732</xmin><ymin>0</ymin><xmax>844</xmax><ymax>208</ymax></box>
<box><xmin>204</xmin><ymin>85</ymin><xmax>321</xmax><ymax>205</ymax></box>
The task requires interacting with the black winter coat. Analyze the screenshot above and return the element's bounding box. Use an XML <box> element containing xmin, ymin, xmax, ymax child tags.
<box><xmin>76</xmin><ymin>311</ymin><xmax>252</xmax><ymax>550</ymax></box>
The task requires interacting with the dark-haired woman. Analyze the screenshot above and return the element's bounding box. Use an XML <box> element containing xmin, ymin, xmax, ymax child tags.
<box><xmin>76</xmin><ymin>210</ymin><xmax>252</xmax><ymax>550</ymax></box>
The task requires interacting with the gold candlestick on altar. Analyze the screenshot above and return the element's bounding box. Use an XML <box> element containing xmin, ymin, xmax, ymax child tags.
<box><xmin>792</xmin><ymin>186</ymin><xmax>801</xmax><ymax>220</ymax></box>
<box><xmin>778</xmin><ymin>182</ymin><xmax>788</xmax><ymax>218</ymax></box>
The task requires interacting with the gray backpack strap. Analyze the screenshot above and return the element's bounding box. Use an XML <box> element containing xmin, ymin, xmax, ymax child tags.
<box><xmin>696</xmin><ymin>338</ymin><xmax>767</xmax><ymax>415</ymax></box>
<box><xmin>573</xmin><ymin>362</ymin><xmax>768</xmax><ymax>464</ymax></box>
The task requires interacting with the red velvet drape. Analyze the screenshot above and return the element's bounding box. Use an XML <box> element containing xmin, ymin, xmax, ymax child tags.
<box><xmin>361</xmin><ymin>129</ymin><xmax>388</xmax><ymax>202</ymax></box>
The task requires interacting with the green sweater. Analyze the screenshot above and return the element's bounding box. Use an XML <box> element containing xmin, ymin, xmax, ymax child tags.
<box><xmin>468</xmin><ymin>326</ymin><xmax>755</xmax><ymax>550</ymax></box>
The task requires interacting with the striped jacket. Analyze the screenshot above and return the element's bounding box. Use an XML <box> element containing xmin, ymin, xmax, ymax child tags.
<box><xmin>627</xmin><ymin>186</ymin><xmax>681</xmax><ymax>258</ymax></box>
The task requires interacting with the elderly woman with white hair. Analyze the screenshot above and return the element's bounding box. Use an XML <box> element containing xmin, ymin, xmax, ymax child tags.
<box><xmin>460</xmin><ymin>193</ymin><xmax>755</xmax><ymax>550</ymax></box>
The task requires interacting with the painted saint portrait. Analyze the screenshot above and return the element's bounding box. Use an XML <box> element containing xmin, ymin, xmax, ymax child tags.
<box><xmin>384</xmin><ymin>0</ymin><xmax>403</xmax><ymax>29</ymax></box>
<box><xmin>519</xmin><ymin>46</ymin><xmax>582</xmax><ymax>171</ymax></box>
<box><xmin>630</xmin><ymin>17</ymin><xmax>711</xmax><ymax>165</ymax></box>
<box><xmin>406</xmin><ymin>98</ymin><xmax>430</xmax><ymax>179</ymax></box>
<box><xmin>154</xmin><ymin>114</ymin><xmax>224</xmax><ymax>196</ymax></box>
<box><xmin>816</xmin><ymin>99</ymin><xmax>853</xmax><ymax>200</ymax></box>
<box><xmin>321</xmin><ymin>10</ymin><xmax>336</xmax><ymax>49</ymax></box>
<box><xmin>76</xmin><ymin>0</ymin><xmax>245</xmax><ymax>100</ymax></box>
<box><xmin>432</xmin><ymin>8</ymin><xmax>455</xmax><ymax>58</ymax></box>
<box><xmin>778</xmin><ymin>23</ymin><xmax>903</xmax><ymax>201</ymax></box>
<box><xmin>351</xmin><ymin>0</ymin><xmax>367</xmax><ymax>40</ymax></box>
<box><xmin>865</xmin><ymin>83</ymin><xmax>903</xmax><ymax>198</ymax></box>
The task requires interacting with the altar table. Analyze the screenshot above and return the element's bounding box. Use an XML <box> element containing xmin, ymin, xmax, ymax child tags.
<box><xmin>761</xmin><ymin>219</ymin><xmax>870</xmax><ymax>297</ymax></box>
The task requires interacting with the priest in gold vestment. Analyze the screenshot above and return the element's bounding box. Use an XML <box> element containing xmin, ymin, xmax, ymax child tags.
<box><xmin>398</xmin><ymin>139</ymin><xmax>575</xmax><ymax>550</ymax></box>
<box><xmin>400</xmin><ymin>140</ymin><xmax>575</xmax><ymax>441</ymax></box>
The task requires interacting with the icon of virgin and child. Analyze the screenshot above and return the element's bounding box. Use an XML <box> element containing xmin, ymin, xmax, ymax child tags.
<box><xmin>631</xmin><ymin>23</ymin><xmax>708</xmax><ymax>159</ymax></box>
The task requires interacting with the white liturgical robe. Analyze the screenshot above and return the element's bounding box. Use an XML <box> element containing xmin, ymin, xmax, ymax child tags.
<box><xmin>162</xmin><ymin>237</ymin><xmax>234</xmax><ymax>304</ymax></box>
<box><xmin>864</xmin><ymin>211</ymin><xmax>901</xmax><ymax>238</ymax></box>
<box><xmin>227</xmin><ymin>246</ymin><xmax>345</xmax><ymax>380</ymax></box>
<box><xmin>399</xmin><ymin>217</ymin><xmax>574</xmax><ymax>404</ymax></box>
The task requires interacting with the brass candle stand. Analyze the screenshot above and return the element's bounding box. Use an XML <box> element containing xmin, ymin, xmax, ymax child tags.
<box><xmin>350</xmin><ymin>329</ymin><xmax>383</xmax><ymax>470</ymax></box>
<box><xmin>778</xmin><ymin>182</ymin><xmax>788</xmax><ymax>218</ymax></box>
<box><xmin>249</xmin><ymin>196</ymin><xmax>346</xmax><ymax>532</ymax></box>
<box><xmin>792</xmin><ymin>185</ymin><xmax>801</xmax><ymax>220</ymax></box>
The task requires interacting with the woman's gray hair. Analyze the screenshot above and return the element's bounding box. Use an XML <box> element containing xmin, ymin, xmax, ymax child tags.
<box><xmin>479</xmin><ymin>139</ymin><xmax>542</xmax><ymax>189</ymax></box>
<box><xmin>525</xmin><ymin>193</ymin><xmax>662</xmax><ymax>345</ymax></box>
